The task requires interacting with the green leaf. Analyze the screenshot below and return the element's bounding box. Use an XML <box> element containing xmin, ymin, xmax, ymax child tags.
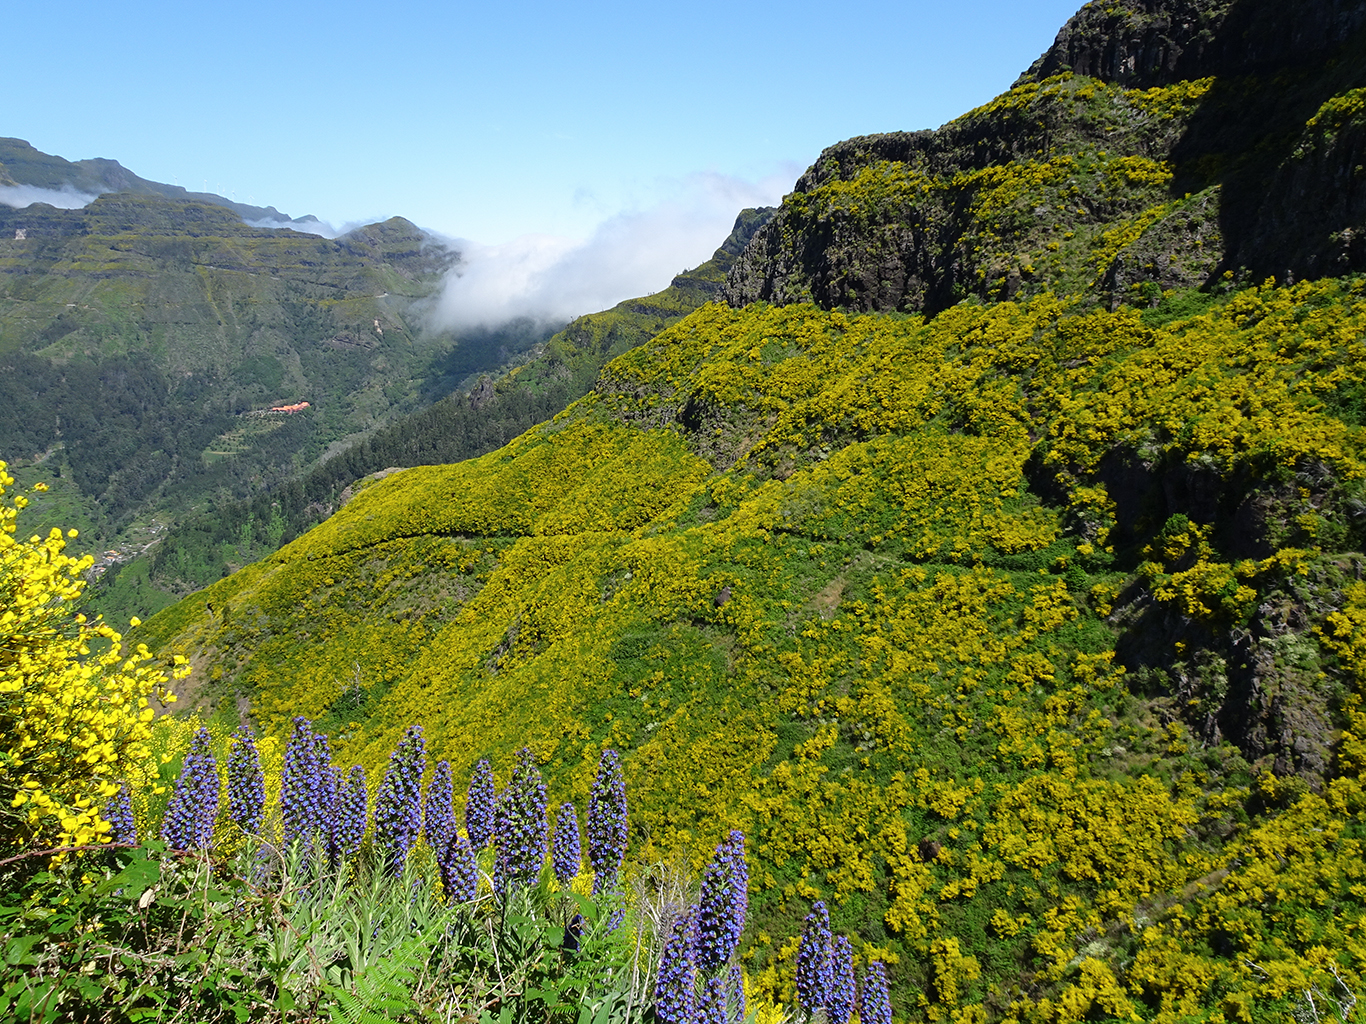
<box><xmin>566</xmin><ymin>890</ymin><xmax>601</xmax><ymax>926</ymax></box>
<box><xmin>104</xmin><ymin>857</ymin><xmax>160</xmax><ymax>900</ymax></box>
<box><xmin>3</xmin><ymin>932</ymin><xmax>43</xmax><ymax>966</ymax></box>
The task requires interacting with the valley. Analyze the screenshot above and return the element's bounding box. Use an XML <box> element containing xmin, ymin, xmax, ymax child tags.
<box><xmin>4</xmin><ymin>0</ymin><xmax>1366</xmax><ymax>1020</ymax></box>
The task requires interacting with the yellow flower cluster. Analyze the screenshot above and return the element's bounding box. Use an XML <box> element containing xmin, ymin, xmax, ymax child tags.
<box><xmin>0</xmin><ymin>461</ymin><xmax>187</xmax><ymax>849</ymax></box>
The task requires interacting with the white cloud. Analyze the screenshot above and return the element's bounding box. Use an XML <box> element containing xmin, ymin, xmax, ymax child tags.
<box><xmin>0</xmin><ymin>184</ymin><xmax>100</xmax><ymax>210</ymax></box>
<box><xmin>429</xmin><ymin>169</ymin><xmax>795</xmax><ymax>332</ymax></box>
<box><xmin>244</xmin><ymin>214</ymin><xmax>381</xmax><ymax>238</ymax></box>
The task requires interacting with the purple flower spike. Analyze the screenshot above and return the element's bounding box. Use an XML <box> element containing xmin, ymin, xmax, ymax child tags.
<box><xmin>830</xmin><ymin>934</ymin><xmax>856</xmax><ymax>1024</ymax></box>
<box><xmin>438</xmin><ymin>830</ymin><xmax>479</xmax><ymax>902</ymax></box>
<box><xmin>796</xmin><ymin>900</ymin><xmax>834</xmax><ymax>1016</ymax></box>
<box><xmin>226</xmin><ymin>728</ymin><xmax>265</xmax><ymax>836</ymax></box>
<box><xmin>494</xmin><ymin>747</ymin><xmax>548</xmax><ymax>893</ymax></box>
<box><xmin>425</xmin><ymin>760</ymin><xmax>457</xmax><ymax>854</ymax></box>
<box><xmin>465</xmin><ymin>758</ymin><xmax>496</xmax><ymax>851</ymax></box>
<box><xmin>654</xmin><ymin>912</ymin><xmax>697</xmax><ymax>1024</ymax></box>
<box><xmin>697</xmin><ymin>973</ymin><xmax>726</xmax><ymax>1024</ymax></box>
<box><xmin>858</xmin><ymin>961</ymin><xmax>892</xmax><ymax>1024</ymax></box>
<box><xmin>103</xmin><ymin>782</ymin><xmax>136</xmax><ymax>845</ymax></box>
<box><xmin>552</xmin><ymin>802</ymin><xmax>582</xmax><ymax>885</ymax></box>
<box><xmin>587</xmin><ymin>748</ymin><xmax>627</xmax><ymax>896</ymax></box>
<box><xmin>162</xmin><ymin>727</ymin><xmax>220</xmax><ymax>852</ymax></box>
<box><xmin>332</xmin><ymin>764</ymin><xmax>368</xmax><ymax>859</ymax></box>
<box><xmin>726</xmin><ymin>961</ymin><xmax>746</xmax><ymax>1024</ymax></box>
<box><xmin>282</xmin><ymin>717</ymin><xmax>334</xmax><ymax>847</ymax></box>
<box><xmin>695</xmin><ymin>830</ymin><xmax>748</xmax><ymax>971</ymax></box>
<box><xmin>373</xmin><ymin>725</ymin><xmax>426</xmax><ymax>875</ymax></box>
<box><xmin>320</xmin><ymin>766</ymin><xmax>343</xmax><ymax>865</ymax></box>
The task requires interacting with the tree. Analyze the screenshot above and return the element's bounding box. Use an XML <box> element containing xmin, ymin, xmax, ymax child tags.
<box><xmin>0</xmin><ymin>459</ymin><xmax>187</xmax><ymax>850</ymax></box>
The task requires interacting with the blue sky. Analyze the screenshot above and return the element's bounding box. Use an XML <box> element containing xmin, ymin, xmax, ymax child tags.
<box><xmin>7</xmin><ymin>0</ymin><xmax>1083</xmax><ymax>324</ymax></box>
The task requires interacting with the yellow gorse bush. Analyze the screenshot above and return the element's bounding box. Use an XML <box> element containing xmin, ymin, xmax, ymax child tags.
<box><xmin>0</xmin><ymin>460</ymin><xmax>187</xmax><ymax>850</ymax></box>
<box><xmin>136</xmin><ymin>276</ymin><xmax>1366</xmax><ymax>1018</ymax></box>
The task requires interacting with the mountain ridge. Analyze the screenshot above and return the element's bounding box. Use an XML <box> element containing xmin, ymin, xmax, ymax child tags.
<box><xmin>0</xmin><ymin>136</ymin><xmax>298</xmax><ymax>224</ymax></box>
<box><xmin>721</xmin><ymin>0</ymin><xmax>1366</xmax><ymax>316</ymax></box>
<box><xmin>0</xmin><ymin>166</ymin><xmax>489</xmax><ymax>559</ymax></box>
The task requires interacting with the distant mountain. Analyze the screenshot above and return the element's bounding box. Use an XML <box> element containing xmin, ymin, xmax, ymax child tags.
<box><xmin>0</xmin><ymin>142</ymin><xmax>557</xmax><ymax>559</ymax></box>
<box><xmin>107</xmin><ymin>206</ymin><xmax>774</xmax><ymax>605</ymax></box>
<box><xmin>0</xmin><ymin>136</ymin><xmax>295</xmax><ymax>223</ymax></box>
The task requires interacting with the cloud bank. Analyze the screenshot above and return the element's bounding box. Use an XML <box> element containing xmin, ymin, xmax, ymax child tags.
<box><xmin>244</xmin><ymin>214</ymin><xmax>383</xmax><ymax>239</ymax></box>
<box><xmin>429</xmin><ymin>170</ymin><xmax>794</xmax><ymax>332</ymax></box>
<box><xmin>0</xmin><ymin>184</ymin><xmax>100</xmax><ymax>210</ymax></box>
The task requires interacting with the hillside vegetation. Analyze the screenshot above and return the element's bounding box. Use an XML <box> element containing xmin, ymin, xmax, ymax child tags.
<box><xmin>129</xmin><ymin>208</ymin><xmax>774</xmax><ymax>598</ymax></box>
<box><xmin>86</xmin><ymin>0</ymin><xmax>1366</xmax><ymax>1019</ymax></box>
<box><xmin>0</xmin><ymin>151</ymin><xmax>541</xmax><ymax>551</ymax></box>
<box><xmin>140</xmin><ymin>272</ymin><xmax>1366</xmax><ymax>1020</ymax></box>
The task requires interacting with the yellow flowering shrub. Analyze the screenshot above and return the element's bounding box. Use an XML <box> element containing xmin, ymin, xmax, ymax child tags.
<box><xmin>0</xmin><ymin>460</ymin><xmax>186</xmax><ymax>849</ymax></box>
<box><xmin>135</xmin><ymin>274</ymin><xmax>1366</xmax><ymax>1020</ymax></box>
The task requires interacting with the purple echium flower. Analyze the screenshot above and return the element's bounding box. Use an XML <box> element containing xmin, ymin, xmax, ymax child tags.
<box><xmin>424</xmin><ymin>760</ymin><xmax>457</xmax><ymax>854</ymax></box>
<box><xmin>552</xmin><ymin>802</ymin><xmax>581</xmax><ymax>885</ymax></box>
<box><xmin>795</xmin><ymin>900</ymin><xmax>834</xmax><ymax>1016</ymax></box>
<box><xmin>830</xmin><ymin>935</ymin><xmax>856</xmax><ymax>1024</ymax></box>
<box><xmin>226</xmin><ymin>728</ymin><xmax>265</xmax><ymax>835</ymax></box>
<box><xmin>494</xmin><ymin>747</ymin><xmax>548</xmax><ymax>892</ymax></box>
<box><xmin>465</xmin><ymin>758</ymin><xmax>496</xmax><ymax>851</ymax></box>
<box><xmin>373</xmin><ymin>725</ymin><xmax>426</xmax><ymax>875</ymax></box>
<box><xmin>331</xmin><ymin>764</ymin><xmax>368</xmax><ymax>858</ymax></box>
<box><xmin>586</xmin><ymin>748</ymin><xmax>627</xmax><ymax>896</ymax></box>
<box><xmin>697</xmin><ymin>973</ymin><xmax>726</xmax><ymax>1024</ymax></box>
<box><xmin>654</xmin><ymin>912</ymin><xmax>697</xmax><ymax>1024</ymax></box>
<box><xmin>858</xmin><ymin>961</ymin><xmax>892</xmax><ymax>1024</ymax></box>
<box><xmin>103</xmin><ymin>782</ymin><xmax>136</xmax><ymax>845</ymax></box>
<box><xmin>281</xmin><ymin>717</ymin><xmax>334</xmax><ymax>847</ymax></box>
<box><xmin>438</xmin><ymin>830</ymin><xmax>479</xmax><ymax>902</ymax></box>
<box><xmin>162</xmin><ymin>727</ymin><xmax>220</xmax><ymax>851</ymax></box>
<box><xmin>726</xmin><ymin>961</ymin><xmax>745</xmax><ymax>1024</ymax></box>
<box><xmin>320</xmin><ymin>766</ymin><xmax>344</xmax><ymax>865</ymax></box>
<box><xmin>695</xmin><ymin>830</ymin><xmax>748</xmax><ymax>972</ymax></box>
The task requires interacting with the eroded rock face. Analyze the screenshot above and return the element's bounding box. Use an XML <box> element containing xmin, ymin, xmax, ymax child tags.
<box><xmin>1100</xmin><ymin>187</ymin><xmax>1225</xmax><ymax>305</ymax></box>
<box><xmin>1114</xmin><ymin>559</ymin><xmax>1352</xmax><ymax>788</ymax></box>
<box><xmin>1024</xmin><ymin>0</ymin><xmax>1366</xmax><ymax>93</ymax></box>
<box><xmin>1022</xmin><ymin>0</ymin><xmax>1235</xmax><ymax>89</ymax></box>
<box><xmin>722</xmin><ymin>0</ymin><xmax>1366</xmax><ymax>317</ymax></box>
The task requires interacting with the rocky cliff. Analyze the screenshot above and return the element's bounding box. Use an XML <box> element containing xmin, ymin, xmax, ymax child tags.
<box><xmin>723</xmin><ymin>0</ymin><xmax>1366</xmax><ymax>314</ymax></box>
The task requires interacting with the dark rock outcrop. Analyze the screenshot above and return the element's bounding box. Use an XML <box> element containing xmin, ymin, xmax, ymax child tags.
<box><xmin>1021</xmin><ymin>0</ymin><xmax>1236</xmax><ymax>89</ymax></box>
<box><xmin>722</xmin><ymin>0</ymin><xmax>1366</xmax><ymax>317</ymax></box>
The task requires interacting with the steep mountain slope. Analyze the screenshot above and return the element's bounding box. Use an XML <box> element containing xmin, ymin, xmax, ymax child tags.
<box><xmin>0</xmin><ymin>148</ymin><xmax>520</xmax><ymax>547</ymax></box>
<box><xmin>92</xmin><ymin>207</ymin><xmax>773</xmax><ymax>601</ymax></box>
<box><xmin>723</xmin><ymin>0</ymin><xmax>1366</xmax><ymax>315</ymax></box>
<box><xmin>133</xmin><ymin>0</ymin><xmax>1366</xmax><ymax>1019</ymax></box>
<box><xmin>142</xmin><ymin>278</ymin><xmax>1366</xmax><ymax>1019</ymax></box>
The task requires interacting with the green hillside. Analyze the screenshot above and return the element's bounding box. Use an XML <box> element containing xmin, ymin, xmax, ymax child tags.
<box><xmin>0</xmin><ymin>161</ymin><xmax>548</xmax><ymax>553</ymax></box>
<box><xmin>124</xmin><ymin>207</ymin><xmax>774</xmax><ymax>598</ymax></box>
<box><xmin>140</xmin><ymin>275</ymin><xmax>1366</xmax><ymax>1018</ymax></box>
<box><xmin>123</xmin><ymin>0</ymin><xmax>1366</xmax><ymax>1019</ymax></box>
